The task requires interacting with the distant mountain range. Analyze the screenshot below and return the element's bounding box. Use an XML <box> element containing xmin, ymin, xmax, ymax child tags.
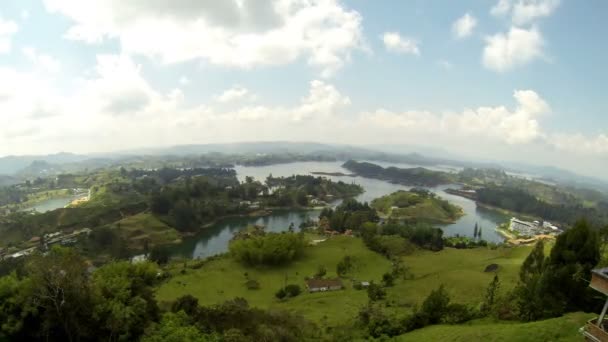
<box><xmin>1</xmin><ymin>141</ymin><xmax>606</xmax><ymax>193</ymax></box>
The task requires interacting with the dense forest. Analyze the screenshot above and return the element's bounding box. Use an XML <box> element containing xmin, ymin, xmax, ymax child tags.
<box><xmin>476</xmin><ymin>187</ymin><xmax>608</xmax><ymax>226</ymax></box>
<box><xmin>342</xmin><ymin>160</ymin><xmax>455</xmax><ymax>186</ymax></box>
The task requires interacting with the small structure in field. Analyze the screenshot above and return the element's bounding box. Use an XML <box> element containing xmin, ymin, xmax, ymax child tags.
<box><xmin>582</xmin><ymin>267</ymin><xmax>608</xmax><ymax>341</ymax></box>
<box><xmin>305</xmin><ymin>278</ymin><xmax>343</xmax><ymax>292</ymax></box>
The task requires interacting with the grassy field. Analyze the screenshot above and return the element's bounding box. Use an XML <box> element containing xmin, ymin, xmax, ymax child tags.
<box><xmin>371</xmin><ymin>190</ymin><xmax>463</xmax><ymax>223</ymax></box>
<box><xmin>156</xmin><ymin>236</ymin><xmax>391</xmax><ymax>326</ymax></box>
<box><xmin>156</xmin><ymin>236</ymin><xmax>537</xmax><ymax>328</ymax></box>
<box><xmin>388</xmin><ymin>244</ymin><xmax>534</xmax><ymax>308</ymax></box>
<box><xmin>114</xmin><ymin>213</ymin><xmax>181</xmax><ymax>249</ymax></box>
<box><xmin>395</xmin><ymin>311</ymin><xmax>592</xmax><ymax>341</ymax></box>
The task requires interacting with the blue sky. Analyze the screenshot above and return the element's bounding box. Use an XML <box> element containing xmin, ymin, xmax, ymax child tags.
<box><xmin>0</xmin><ymin>0</ymin><xmax>607</xmax><ymax>179</ymax></box>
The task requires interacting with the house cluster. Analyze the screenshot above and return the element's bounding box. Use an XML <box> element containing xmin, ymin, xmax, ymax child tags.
<box><xmin>0</xmin><ymin>227</ymin><xmax>92</xmax><ymax>260</ymax></box>
<box><xmin>509</xmin><ymin>217</ymin><xmax>561</xmax><ymax>236</ymax></box>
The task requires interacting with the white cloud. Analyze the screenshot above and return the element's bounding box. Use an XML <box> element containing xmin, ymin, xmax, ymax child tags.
<box><xmin>550</xmin><ymin>133</ymin><xmax>608</xmax><ymax>156</ymax></box>
<box><xmin>22</xmin><ymin>47</ymin><xmax>62</xmax><ymax>73</ymax></box>
<box><xmin>482</xmin><ymin>26</ymin><xmax>544</xmax><ymax>72</ymax></box>
<box><xmin>43</xmin><ymin>0</ymin><xmax>365</xmax><ymax>77</ymax></box>
<box><xmin>452</xmin><ymin>13</ymin><xmax>477</xmax><ymax>39</ymax></box>
<box><xmin>512</xmin><ymin>0</ymin><xmax>560</xmax><ymax>25</ymax></box>
<box><xmin>491</xmin><ymin>0</ymin><xmax>512</xmax><ymax>17</ymax></box>
<box><xmin>382</xmin><ymin>32</ymin><xmax>420</xmax><ymax>55</ymax></box>
<box><xmin>216</xmin><ymin>86</ymin><xmax>255</xmax><ymax>103</ymax></box>
<box><xmin>360</xmin><ymin>89</ymin><xmax>548</xmax><ymax>145</ymax></box>
<box><xmin>490</xmin><ymin>0</ymin><xmax>560</xmax><ymax>25</ymax></box>
<box><xmin>0</xmin><ymin>17</ymin><xmax>18</xmax><ymax>54</ymax></box>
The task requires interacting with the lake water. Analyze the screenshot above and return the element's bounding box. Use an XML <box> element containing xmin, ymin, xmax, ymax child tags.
<box><xmin>169</xmin><ymin>161</ymin><xmax>508</xmax><ymax>259</ymax></box>
<box><xmin>23</xmin><ymin>196</ymin><xmax>77</xmax><ymax>213</ymax></box>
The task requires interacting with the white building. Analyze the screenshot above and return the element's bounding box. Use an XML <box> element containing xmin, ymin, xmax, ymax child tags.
<box><xmin>509</xmin><ymin>217</ymin><xmax>537</xmax><ymax>236</ymax></box>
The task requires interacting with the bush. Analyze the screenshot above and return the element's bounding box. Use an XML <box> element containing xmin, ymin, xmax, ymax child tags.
<box><xmin>284</xmin><ymin>284</ymin><xmax>301</xmax><ymax>297</ymax></box>
<box><xmin>441</xmin><ymin>303</ymin><xmax>475</xmax><ymax>324</ymax></box>
<box><xmin>245</xmin><ymin>279</ymin><xmax>260</xmax><ymax>290</ymax></box>
<box><xmin>382</xmin><ymin>272</ymin><xmax>394</xmax><ymax>287</ymax></box>
<box><xmin>275</xmin><ymin>288</ymin><xmax>287</xmax><ymax>300</ymax></box>
<box><xmin>367</xmin><ymin>282</ymin><xmax>386</xmax><ymax>302</ymax></box>
<box><xmin>171</xmin><ymin>295</ymin><xmax>199</xmax><ymax>316</ymax></box>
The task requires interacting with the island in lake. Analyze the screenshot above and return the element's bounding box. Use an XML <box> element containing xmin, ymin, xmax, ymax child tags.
<box><xmin>371</xmin><ymin>189</ymin><xmax>463</xmax><ymax>223</ymax></box>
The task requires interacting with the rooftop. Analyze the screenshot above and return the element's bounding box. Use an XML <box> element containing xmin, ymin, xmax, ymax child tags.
<box><xmin>305</xmin><ymin>278</ymin><xmax>343</xmax><ymax>288</ymax></box>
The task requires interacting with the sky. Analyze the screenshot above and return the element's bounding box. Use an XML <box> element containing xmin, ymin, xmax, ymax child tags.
<box><xmin>0</xmin><ymin>0</ymin><xmax>607</xmax><ymax>179</ymax></box>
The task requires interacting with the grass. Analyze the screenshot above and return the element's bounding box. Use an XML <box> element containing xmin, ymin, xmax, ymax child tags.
<box><xmin>156</xmin><ymin>236</ymin><xmax>391</xmax><ymax>327</ymax></box>
<box><xmin>155</xmin><ymin>236</ymin><xmax>537</xmax><ymax>328</ymax></box>
<box><xmin>389</xmin><ymin>245</ymin><xmax>533</xmax><ymax>309</ymax></box>
<box><xmin>372</xmin><ymin>190</ymin><xmax>462</xmax><ymax>223</ymax></box>
<box><xmin>394</xmin><ymin>312</ymin><xmax>593</xmax><ymax>341</ymax></box>
<box><xmin>114</xmin><ymin>213</ymin><xmax>181</xmax><ymax>249</ymax></box>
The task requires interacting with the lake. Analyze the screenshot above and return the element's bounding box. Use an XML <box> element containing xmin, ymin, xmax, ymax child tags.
<box><xmin>23</xmin><ymin>196</ymin><xmax>78</xmax><ymax>213</ymax></box>
<box><xmin>169</xmin><ymin>161</ymin><xmax>509</xmax><ymax>259</ymax></box>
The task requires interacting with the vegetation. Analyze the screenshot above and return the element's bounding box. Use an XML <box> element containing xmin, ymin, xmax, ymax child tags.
<box><xmin>371</xmin><ymin>189</ymin><xmax>463</xmax><ymax>223</ymax></box>
<box><xmin>343</xmin><ymin>160</ymin><xmax>454</xmax><ymax>186</ymax></box>
<box><xmin>229</xmin><ymin>230</ymin><xmax>306</xmax><ymax>266</ymax></box>
<box><xmin>476</xmin><ymin>186</ymin><xmax>608</xmax><ymax>226</ymax></box>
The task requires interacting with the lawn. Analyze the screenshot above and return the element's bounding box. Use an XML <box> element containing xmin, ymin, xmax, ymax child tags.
<box><xmin>394</xmin><ymin>311</ymin><xmax>592</xmax><ymax>341</ymax></box>
<box><xmin>155</xmin><ymin>236</ymin><xmax>537</xmax><ymax>328</ymax></box>
<box><xmin>390</xmin><ymin>244</ymin><xmax>534</xmax><ymax>308</ymax></box>
<box><xmin>156</xmin><ymin>236</ymin><xmax>391</xmax><ymax>327</ymax></box>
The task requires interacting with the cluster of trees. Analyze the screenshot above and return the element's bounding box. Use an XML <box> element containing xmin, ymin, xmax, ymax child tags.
<box><xmin>0</xmin><ymin>247</ymin><xmax>160</xmax><ymax>341</ymax></box>
<box><xmin>511</xmin><ymin>220</ymin><xmax>601</xmax><ymax>321</ymax></box>
<box><xmin>0</xmin><ymin>246</ymin><xmax>317</xmax><ymax>341</ymax></box>
<box><xmin>342</xmin><ymin>160</ymin><xmax>454</xmax><ymax>186</ymax></box>
<box><xmin>319</xmin><ymin>199</ymin><xmax>379</xmax><ymax>233</ymax></box>
<box><xmin>361</xmin><ymin>222</ymin><xmax>444</xmax><ymax>259</ymax></box>
<box><xmin>229</xmin><ymin>231</ymin><xmax>306</xmax><ymax>266</ymax></box>
<box><xmin>162</xmin><ymin>296</ymin><xmax>317</xmax><ymax>341</ymax></box>
<box><xmin>358</xmin><ymin>285</ymin><xmax>477</xmax><ymax>338</ymax></box>
<box><xmin>476</xmin><ymin>187</ymin><xmax>608</xmax><ymax>226</ymax></box>
<box><xmin>264</xmin><ymin>174</ymin><xmax>362</xmax><ymax>207</ymax></box>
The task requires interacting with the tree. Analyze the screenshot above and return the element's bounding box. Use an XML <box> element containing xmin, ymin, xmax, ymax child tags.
<box><xmin>336</xmin><ymin>256</ymin><xmax>354</xmax><ymax>277</ymax></box>
<box><xmin>142</xmin><ymin>312</ymin><xmax>216</xmax><ymax>342</ymax></box>
<box><xmin>481</xmin><ymin>275</ymin><xmax>500</xmax><ymax>315</ymax></box>
<box><xmin>367</xmin><ymin>282</ymin><xmax>386</xmax><ymax>302</ymax></box>
<box><xmin>519</xmin><ymin>241</ymin><xmax>545</xmax><ymax>283</ymax></box>
<box><xmin>315</xmin><ymin>265</ymin><xmax>327</xmax><ymax>278</ymax></box>
<box><xmin>421</xmin><ymin>285</ymin><xmax>450</xmax><ymax>324</ymax></box>
<box><xmin>382</xmin><ymin>272</ymin><xmax>395</xmax><ymax>287</ymax></box>
<box><xmin>27</xmin><ymin>247</ymin><xmax>94</xmax><ymax>342</ymax></box>
<box><xmin>171</xmin><ymin>295</ymin><xmax>199</xmax><ymax>316</ymax></box>
<box><xmin>515</xmin><ymin>241</ymin><xmax>546</xmax><ymax>321</ymax></box>
<box><xmin>473</xmin><ymin>223</ymin><xmax>478</xmax><ymax>239</ymax></box>
<box><xmin>542</xmin><ymin>219</ymin><xmax>600</xmax><ymax>314</ymax></box>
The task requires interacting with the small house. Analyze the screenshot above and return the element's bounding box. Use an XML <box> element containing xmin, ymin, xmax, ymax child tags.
<box><xmin>305</xmin><ymin>278</ymin><xmax>343</xmax><ymax>292</ymax></box>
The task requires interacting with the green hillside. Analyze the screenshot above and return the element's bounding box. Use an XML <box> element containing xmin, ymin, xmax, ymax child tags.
<box><xmin>371</xmin><ymin>190</ymin><xmax>463</xmax><ymax>223</ymax></box>
<box><xmin>395</xmin><ymin>312</ymin><xmax>591</xmax><ymax>341</ymax></box>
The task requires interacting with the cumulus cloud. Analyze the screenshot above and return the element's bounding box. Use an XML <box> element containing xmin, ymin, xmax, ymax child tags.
<box><xmin>452</xmin><ymin>13</ymin><xmax>477</xmax><ymax>39</ymax></box>
<box><xmin>512</xmin><ymin>0</ymin><xmax>560</xmax><ymax>25</ymax></box>
<box><xmin>490</xmin><ymin>0</ymin><xmax>560</xmax><ymax>25</ymax></box>
<box><xmin>482</xmin><ymin>26</ymin><xmax>544</xmax><ymax>72</ymax></box>
<box><xmin>215</xmin><ymin>86</ymin><xmax>255</xmax><ymax>103</ymax></box>
<box><xmin>382</xmin><ymin>32</ymin><xmax>420</xmax><ymax>55</ymax></box>
<box><xmin>360</xmin><ymin>89</ymin><xmax>548</xmax><ymax>146</ymax></box>
<box><xmin>491</xmin><ymin>0</ymin><xmax>512</xmax><ymax>17</ymax></box>
<box><xmin>43</xmin><ymin>0</ymin><xmax>365</xmax><ymax>77</ymax></box>
<box><xmin>0</xmin><ymin>17</ymin><xmax>18</xmax><ymax>54</ymax></box>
